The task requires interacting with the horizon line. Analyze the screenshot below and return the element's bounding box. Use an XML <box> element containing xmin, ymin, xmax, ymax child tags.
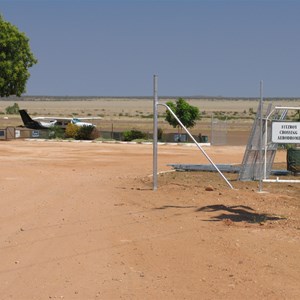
<box><xmin>3</xmin><ymin>95</ymin><xmax>300</xmax><ymax>100</ymax></box>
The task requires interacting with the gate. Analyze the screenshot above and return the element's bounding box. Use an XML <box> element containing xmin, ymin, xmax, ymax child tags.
<box><xmin>6</xmin><ymin>127</ymin><xmax>15</xmax><ymax>140</ymax></box>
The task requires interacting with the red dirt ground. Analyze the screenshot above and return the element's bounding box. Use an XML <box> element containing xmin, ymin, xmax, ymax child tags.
<box><xmin>0</xmin><ymin>140</ymin><xmax>299</xmax><ymax>299</ymax></box>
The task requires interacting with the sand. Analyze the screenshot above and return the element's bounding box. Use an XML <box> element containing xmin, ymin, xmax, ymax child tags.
<box><xmin>0</xmin><ymin>140</ymin><xmax>299</xmax><ymax>299</ymax></box>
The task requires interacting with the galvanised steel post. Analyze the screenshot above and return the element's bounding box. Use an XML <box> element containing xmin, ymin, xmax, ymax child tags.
<box><xmin>259</xmin><ymin>80</ymin><xmax>263</xmax><ymax>192</ymax></box>
<box><xmin>153</xmin><ymin>75</ymin><xmax>158</xmax><ymax>191</ymax></box>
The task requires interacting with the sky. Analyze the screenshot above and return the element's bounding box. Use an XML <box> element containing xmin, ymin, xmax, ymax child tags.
<box><xmin>1</xmin><ymin>0</ymin><xmax>300</xmax><ymax>97</ymax></box>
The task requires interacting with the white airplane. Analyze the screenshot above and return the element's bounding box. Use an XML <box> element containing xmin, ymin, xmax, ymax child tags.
<box><xmin>19</xmin><ymin>109</ymin><xmax>101</xmax><ymax>130</ymax></box>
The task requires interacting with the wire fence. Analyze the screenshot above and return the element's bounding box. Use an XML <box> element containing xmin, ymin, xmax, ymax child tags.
<box><xmin>210</xmin><ymin>116</ymin><xmax>227</xmax><ymax>145</ymax></box>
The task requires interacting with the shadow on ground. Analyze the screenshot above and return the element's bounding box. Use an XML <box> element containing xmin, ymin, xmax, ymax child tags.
<box><xmin>196</xmin><ymin>204</ymin><xmax>286</xmax><ymax>223</ymax></box>
<box><xmin>154</xmin><ymin>205</ymin><xmax>197</xmax><ymax>210</ymax></box>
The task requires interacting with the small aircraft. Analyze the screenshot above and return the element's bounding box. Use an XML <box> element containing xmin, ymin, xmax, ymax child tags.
<box><xmin>19</xmin><ymin>109</ymin><xmax>101</xmax><ymax>130</ymax></box>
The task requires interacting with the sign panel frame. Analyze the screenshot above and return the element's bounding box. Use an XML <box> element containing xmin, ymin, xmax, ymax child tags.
<box><xmin>271</xmin><ymin>121</ymin><xmax>300</xmax><ymax>144</ymax></box>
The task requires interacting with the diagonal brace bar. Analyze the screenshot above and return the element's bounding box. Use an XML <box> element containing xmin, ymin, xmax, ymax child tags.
<box><xmin>159</xmin><ymin>103</ymin><xmax>234</xmax><ymax>189</ymax></box>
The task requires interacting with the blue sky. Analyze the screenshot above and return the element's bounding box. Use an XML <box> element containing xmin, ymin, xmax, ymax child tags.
<box><xmin>1</xmin><ymin>0</ymin><xmax>300</xmax><ymax>97</ymax></box>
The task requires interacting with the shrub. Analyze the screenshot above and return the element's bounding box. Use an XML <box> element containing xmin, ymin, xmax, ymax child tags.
<box><xmin>89</xmin><ymin>127</ymin><xmax>100</xmax><ymax>140</ymax></box>
<box><xmin>157</xmin><ymin>127</ymin><xmax>163</xmax><ymax>141</ymax></box>
<box><xmin>292</xmin><ymin>110</ymin><xmax>300</xmax><ymax>121</ymax></box>
<box><xmin>5</xmin><ymin>103</ymin><xmax>19</xmax><ymax>114</ymax></box>
<box><xmin>65</xmin><ymin>123</ymin><xmax>80</xmax><ymax>139</ymax></box>
<box><xmin>75</xmin><ymin>125</ymin><xmax>95</xmax><ymax>140</ymax></box>
<box><xmin>123</xmin><ymin>129</ymin><xmax>147</xmax><ymax>141</ymax></box>
<box><xmin>48</xmin><ymin>126</ymin><xmax>64</xmax><ymax>139</ymax></box>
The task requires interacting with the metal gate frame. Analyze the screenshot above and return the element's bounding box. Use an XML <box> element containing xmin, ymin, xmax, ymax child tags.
<box><xmin>6</xmin><ymin>127</ymin><xmax>15</xmax><ymax>139</ymax></box>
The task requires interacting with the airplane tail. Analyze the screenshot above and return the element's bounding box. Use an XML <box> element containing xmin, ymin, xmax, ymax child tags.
<box><xmin>19</xmin><ymin>109</ymin><xmax>41</xmax><ymax>129</ymax></box>
<box><xmin>19</xmin><ymin>109</ymin><xmax>33</xmax><ymax>125</ymax></box>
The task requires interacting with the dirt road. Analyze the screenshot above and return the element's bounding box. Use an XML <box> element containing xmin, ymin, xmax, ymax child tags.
<box><xmin>0</xmin><ymin>141</ymin><xmax>299</xmax><ymax>299</ymax></box>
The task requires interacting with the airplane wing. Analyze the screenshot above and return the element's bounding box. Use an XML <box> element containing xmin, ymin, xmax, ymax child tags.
<box><xmin>33</xmin><ymin>116</ymin><xmax>102</xmax><ymax>121</ymax></box>
<box><xmin>74</xmin><ymin>117</ymin><xmax>102</xmax><ymax>120</ymax></box>
<box><xmin>33</xmin><ymin>117</ymin><xmax>73</xmax><ymax>120</ymax></box>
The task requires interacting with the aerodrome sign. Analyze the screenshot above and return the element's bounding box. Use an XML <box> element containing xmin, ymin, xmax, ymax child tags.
<box><xmin>272</xmin><ymin>122</ymin><xmax>300</xmax><ymax>143</ymax></box>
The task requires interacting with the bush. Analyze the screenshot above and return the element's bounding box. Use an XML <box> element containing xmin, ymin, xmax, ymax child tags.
<box><xmin>292</xmin><ymin>110</ymin><xmax>300</xmax><ymax>121</ymax></box>
<box><xmin>157</xmin><ymin>127</ymin><xmax>163</xmax><ymax>141</ymax></box>
<box><xmin>75</xmin><ymin>125</ymin><xmax>96</xmax><ymax>140</ymax></box>
<box><xmin>48</xmin><ymin>126</ymin><xmax>65</xmax><ymax>139</ymax></box>
<box><xmin>5</xmin><ymin>103</ymin><xmax>19</xmax><ymax>114</ymax></box>
<box><xmin>89</xmin><ymin>127</ymin><xmax>100</xmax><ymax>140</ymax></box>
<box><xmin>123</xmin><ymin>129</ymin><xmax>147</xmax><ymax>141</ymax></box>
<box><xmin>65</xmin><ymin>123</ymin><xmax>80</xmax><ymax>139</ymax></box>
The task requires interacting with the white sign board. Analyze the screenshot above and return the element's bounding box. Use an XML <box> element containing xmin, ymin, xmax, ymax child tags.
<box><xmin>15</xmin><ymin>130</ymin><xmax>20</xmax><ymax>138</ymax></box>
<box><xmin>272</xmin><ymin>122</ymin><xmax>300</xmax><ymax>143</ymax></box>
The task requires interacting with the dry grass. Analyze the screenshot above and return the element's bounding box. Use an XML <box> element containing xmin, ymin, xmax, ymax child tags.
<box><xmin>1</xmin><ymin>97</ymin><xmax>299</xmax><ymax>117</ymax></box>
<box><xmin>0</xmin><ymin>97</ymin><xmax>298</xmax><ymax>144</ymax></box>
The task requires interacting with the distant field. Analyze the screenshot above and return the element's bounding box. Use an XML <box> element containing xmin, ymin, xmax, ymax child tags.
<box><xmin>1</xmin><ymin>96</ymin><xmax>299</xmax><ymax>117</ymax></box>
<box><xmin>0</xmin><ymin>97</ymin><xmax>299</xmax><ymax>145</ymax></box>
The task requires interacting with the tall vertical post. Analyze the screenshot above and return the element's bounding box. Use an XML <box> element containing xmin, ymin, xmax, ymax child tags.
<box><xmin>210</xmin><ymin>114</ymin><xmax>213</xmax><ymax>146</ymax></box>
<box><xmin>153</xmin><ymin>75</ymin><xmax>158</xmax><ymax>191</ymax></box>
<box><xmin>258</xmin><ymin>80</ymin><xmax>263</xmax><ymax>192</ymax></box>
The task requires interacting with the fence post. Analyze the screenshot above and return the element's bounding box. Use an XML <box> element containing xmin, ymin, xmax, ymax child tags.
<box><xmin>153</xmin><ymin>75</ymin><xmax>158</xmax><ymax>191</ymax></box>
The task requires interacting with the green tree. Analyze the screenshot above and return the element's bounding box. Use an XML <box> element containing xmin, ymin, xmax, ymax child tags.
<box><xmin>0</xmin><ymin>15</ymin><xmax>37</xmax><ymax>97</ymax></box>
<box><xmin>165</xmin><ymin>98</ymin><xmax>200</xmax><ymax>132</ymax></box>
